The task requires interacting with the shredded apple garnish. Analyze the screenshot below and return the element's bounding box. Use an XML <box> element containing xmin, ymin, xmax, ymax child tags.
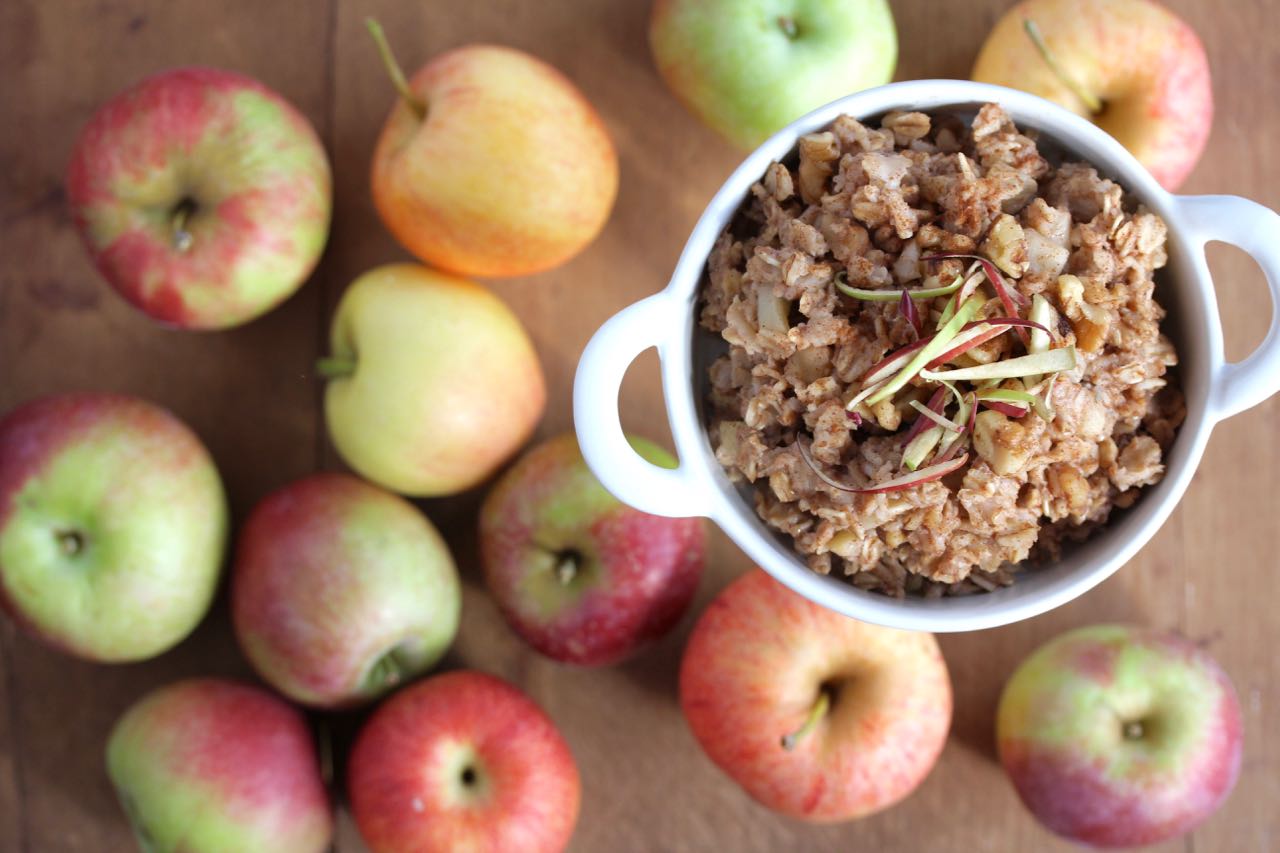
<box><xmin>832</xmin><ymin>253</ymin><xmax>1077</xmax><ymax>480</ymax></box>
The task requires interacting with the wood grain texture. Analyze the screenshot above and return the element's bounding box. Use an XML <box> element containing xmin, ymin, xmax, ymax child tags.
<box><xmin>0</xmin><ymin>0</ymin><xmax>1275</xmax><ymax>851</ymax></box>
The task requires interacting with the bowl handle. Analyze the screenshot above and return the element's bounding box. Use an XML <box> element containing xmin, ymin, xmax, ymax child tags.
<box><xmin>573</xmin><ymin>294</ymin><xmax>709</xmax><ymax>518</ymax></box>
<box><xmin>1176</xmin><ymin>194</ymin><xmax>1280</xmax><ymax>420</ymax></box>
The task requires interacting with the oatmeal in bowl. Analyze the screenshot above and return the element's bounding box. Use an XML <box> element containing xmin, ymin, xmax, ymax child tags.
<box><xmin>700</xmin><ymin>104</ymin><xmax>1185</xmax><ymax>597</ymax></box>
<box><xmin>575</xmin><ymin>80</ymin><xmax>1280</xmax><ymax>630</ymax></box>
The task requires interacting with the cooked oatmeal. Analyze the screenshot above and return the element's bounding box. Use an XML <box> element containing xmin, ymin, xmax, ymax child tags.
<box><xmin>701</xmin><ymin>104</ymin><xmax>1185</xmax><ymax>597</ymax></box>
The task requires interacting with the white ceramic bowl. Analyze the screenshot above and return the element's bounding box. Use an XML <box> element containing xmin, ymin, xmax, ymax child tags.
<box><xmin>574</xmin><ymin>80</ymin><xmax>1280</xmax><ymax>632</ymax></box>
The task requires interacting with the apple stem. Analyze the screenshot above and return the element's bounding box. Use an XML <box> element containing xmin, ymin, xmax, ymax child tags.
<box><xmin>1123</xmin><ymin>720</ymin><xmax>1145</xmax><ymax>740</ymax></box>
<box><xmin>1023</xmin><ymin>19</ymin><xmax>1103</xmax><ymax>115</ymax></box>
<box><xmin>365</xmin><ymin>18</ymin><xmax>427</xmax><ymax>121</ymax></box>
<box><xmin>555</xmin><ymin>553</ymin><xmax>578</xmax><ymax>586</ymax></box>
<box><xmin>171</xmin><ymin>200</ymin><xmax>196</xmax><ymax>252</ymax></box>
<box><xmin>780</xmin><ymin>688</ymin><xmax>832</xmax><ymax>750</ymax></box>
<box><xmin>315</xmin><ymin>356</ymin><xmax>356</xmax><ymax>379</ymax></box>
<box><xmin>777</xmin><ymin>16</ymin><xmax>798</xmax><ymax>39</ymax></box>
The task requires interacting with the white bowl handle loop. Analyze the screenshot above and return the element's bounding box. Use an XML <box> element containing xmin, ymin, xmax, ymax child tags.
<box><xmin>573</xmin><ymin>294</ymin><xmax>710</xmax><ymax>518</ymax></box>
<box><xmin>1177</xmin><ymin>194</ymin><xmax>1280</xmax><ymax>420</ymax></box>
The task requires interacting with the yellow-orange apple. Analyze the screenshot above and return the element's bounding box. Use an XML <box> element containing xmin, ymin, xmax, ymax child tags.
<box><xmin>366</xmin><ymin>22</ymin><xmax>617</xmax><ymax>278</ymax></box>
<box><xmin>972</xmin><ymin>0</ymin><xmax>1212</xmax><ymax>190</ymax></box>
<box><xmin>319</xmin><ymin>264</ymin><xmax>545</xmax><ymax>497</ymax></box>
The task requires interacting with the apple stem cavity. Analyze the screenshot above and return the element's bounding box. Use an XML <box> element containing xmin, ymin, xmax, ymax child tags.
<box><xmin>1023</xmin><ymin>18</ymin><xmax>1104</xmax><ymax>115</ymax></box>
<box><xmin>170</xmin><ymin>198</ymin><xmax>197</xmax><ymax>252</ymax></box>
<box><xmin>780</xmin><ymin>687</ymin><xmax>832</xmax><ymax>751</ymax></box>
<box><xmin>1123</xmin><ymin>720</ymin><xmax>1145</xmax><ymax>741</ymax></box>
<box><xmin>365</xmin><ymin>18</ymin><xmax>427</xmax><ymax>121</ymax></box>
<box><xmin>554</xmin><ymin>551</ymin><xmax>581</xmax><ymax>586</ymax></box>
<box><xmin>315</xmin><ymin>356</ymin><xmax>357</xmax><ymax>379</ymax></box>
<box><xmin>777</xmin><ymin>16</ymin><xmax>799</xmax><ymax>39</ymax></box>
<box><xmin>57</xmin><ymin>529</ymin><xmax>85</xmax><ymax>557</ymax></box>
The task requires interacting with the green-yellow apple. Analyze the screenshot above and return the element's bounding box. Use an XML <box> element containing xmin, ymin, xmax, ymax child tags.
<box><xmin>479</xmin><ymin>433</ymin><xmax>704</xmax><ymax>666</ymax></box>
<box><xmin>107</xmin><ymin>678</ymin><xmax>332</xmax><ymax>852</ymax></box>
<box><xmin>649</xmin><ymin>0</ymin><xmax>897</xmax><ymax>150</ymax></box>
<box><xmin>366</xmin><ymin>21</ymin><xmax>617</xmax><ymax>278</ymax></box>
<box><xmin>348</xmin><ymin>670</ymin><xmax>580</xmax><ymax>853</ymax></box>
<box><xmin>0</xmin><ymin>392</ymin><xmax>227</xmax><ymax>662</ymax></box>
<box><xmin>67</xmin><ymin>67</ymin><xmax>332</xmax><ymax>329</ymax></box>
<box><xmin>680</xmin><ymin>569</ymin><xmax>951</xmax><ymax>821</ymax></box>
<box><xmin>997</xmin><ymin>624</ymin><xmax>1242</xmax><ymax>847</ymax></box>
<box><xmin>231</xmin><ymin>473</ymin><xmax>461</xmax><ymax>708</ymax></box>
<box><xmin>319</xmin><ymin>263</ymin><xmax>546</xmax><ymax>497</ymax></box>
<box><xmin>972</xmin><ymin>0</ymin><xmax>1212</xmax><ymax>190</ymax></box>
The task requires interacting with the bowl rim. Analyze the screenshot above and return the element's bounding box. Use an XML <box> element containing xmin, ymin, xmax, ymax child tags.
<box><xmin>579</xmin><ymin>79</ymin><xmax>1252</xmax><ymax>632</ymax></box>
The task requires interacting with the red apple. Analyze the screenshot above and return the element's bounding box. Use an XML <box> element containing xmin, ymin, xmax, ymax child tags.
<box><xmin>231</xmin><ymin>473</ymin><xmax>461</xmax><ymax>708</ymax></box>
<box><xmin>680</xmin><ymin>569</ymin><xmax>952</xmax><ymax>821</ymax></box>
<box><xmin>971</xmin><ymin>0</ymin><xmax>1212</xmax><ymax>190</ymax></box>
<box><xmin>106</xmin><ymin>678</ymin><xmax>332</xmax><ymax>852</ymax></box>
<box><xmin>0</xmin><ymin>392</ymin><xmax>227</xmax><ymax>662</ymax></box>
<box><xmin>67</xmin><ymin>66</ymin><xmax>332</xmax><ymax>329</ymax></box>
<box><xmin>365</xmin><ymin>21</ymin><xmax>617</xmax><ymax>278</ymax></box>
<box><xmin>478</xmin><ymin>433</ymin><xmax>704</xmax><ymax>665</ymax></box>
<box><xmin>348</xmin><ymin>670</ymin><xmax>580</xmax><ymax>853</ymax></box>
<box><xmin>997</xmin><ymin>624</ymin><xmax>1242</xmax><ymax>847</ymax></box>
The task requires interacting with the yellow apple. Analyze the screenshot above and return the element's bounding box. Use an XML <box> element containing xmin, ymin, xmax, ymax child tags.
<box><xmin>972</xmin><ymin>0</ymin><xmax>1212</xmax><ymax>190</ymax></box>
<box><xmin>366</xmin><ymin>21</ymin><xmax>617</xmax><ymax>278</ymax></box>
<box><xmin>320</xmin><ymin>264</ymin><xmax>545</xmax><ymax>497</ymax></box>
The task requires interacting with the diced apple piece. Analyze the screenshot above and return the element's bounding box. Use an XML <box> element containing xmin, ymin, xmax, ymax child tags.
<box><xmin>1024</xmin><ymin>228</ymin><xmax>1069</xmax><ymax>279</ymax></box>
<box><xmin>871</xmin><ymin>397</ymin><xmax>901</xmax><ymax>431</ymax></box>
<box><xmin>827</xmin><ymin>530</ymin><xmax>860</xmax><ymax>560</ymax></box>
<box><xmin>972</xmin><ymin>410</ymin><xmax>1034</xmax><ymax>475</ymax></box>
<box><xmin>757</xmin><ymin>289</ymin><xmax>791</xmax><ymax>333</ymax></box>
<box><xmin>981</xmin><ymin>214</ymin><xmax>1028</xmax><ymax>277</ymax></box>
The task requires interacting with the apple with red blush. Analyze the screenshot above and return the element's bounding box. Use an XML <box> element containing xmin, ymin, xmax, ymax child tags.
<box><xmin>67</xmin><ymin>66</ymin><xmax>331</xmax><ymax>329</ymax></box>
<box><xmin>479</xmin><ymin>433</ymin><xmax>704</xmax><ymax>665</ymax></box>
<box><xmin>997</xmin><ymin>624</ymin><xmax>1242</xmax><ymax>847</ymax></box>
<box><xmin>679</xmin><ymin>569</ymin><xmax>952</xmax><ymax>821</ymax></box>
<box><xmin>347</xmin><ymin>670</ymin><xmax>579</xmax><ymax>853</ymax></box>
<box><xmin>972</xmin><ymin>0</ymin><xmax>1213</xmax><ymax>189</ymax></box>
<box><xmin>106</xmin><ymin>678</ymin><xmax>332</xmax><ymax>852</ymax></box>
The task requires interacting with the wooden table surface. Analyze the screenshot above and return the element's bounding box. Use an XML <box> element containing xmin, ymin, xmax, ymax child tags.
<box><xmin>1</xmin><ymin>0</ymin><xmax>1276</xmax><ymax>850</ymax></box>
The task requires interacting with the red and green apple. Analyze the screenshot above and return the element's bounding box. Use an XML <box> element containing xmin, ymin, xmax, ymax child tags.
<box><xmin>231</xmin><ymin>472</ymin><xmax>460</xmax><ymax>708</ymax></box>
<box><xmin>997</xmin><ymin>624</ymin><xmax>1242</xmax><ymax>847</ymax></box>
<box><xmin>67</xmin><ymin>66</ymin><xmax>332</xmax><ymax>329</ymax></box>
<box><xmin>0</xmin><ymin>392</ymin><xmax>227</xmax><ymax>662</ymax></box>
<box><xmin>106</xmin><ymin>678</ymin><xmax>332</xmax><ymax>852</ymax></box>
<box><xmin>479</xmin><ymin>432</ymin><xmax>704</xmax><ymax>666</ymax></box>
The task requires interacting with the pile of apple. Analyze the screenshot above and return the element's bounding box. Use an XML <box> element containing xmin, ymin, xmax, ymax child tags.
<box><xmin>0</xmin><ymin>0</ymin><xmax>1237</xmax><ymax>851</ymax></box>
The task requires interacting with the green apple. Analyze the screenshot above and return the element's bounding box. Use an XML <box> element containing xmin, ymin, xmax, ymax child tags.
<box><xmin>319</xmin><ymin>263</ymin><xmax>545</xmax><ymax>497</ymax></box>
<box><xmin>0</xmin><ymin>393</ymin><xmax>227</xmax><ymax>662</ymax></box>
<box><xmin>649</xmin><ymin>0</ymin><xmax>898</xmax><ymax>150</ymax></box>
